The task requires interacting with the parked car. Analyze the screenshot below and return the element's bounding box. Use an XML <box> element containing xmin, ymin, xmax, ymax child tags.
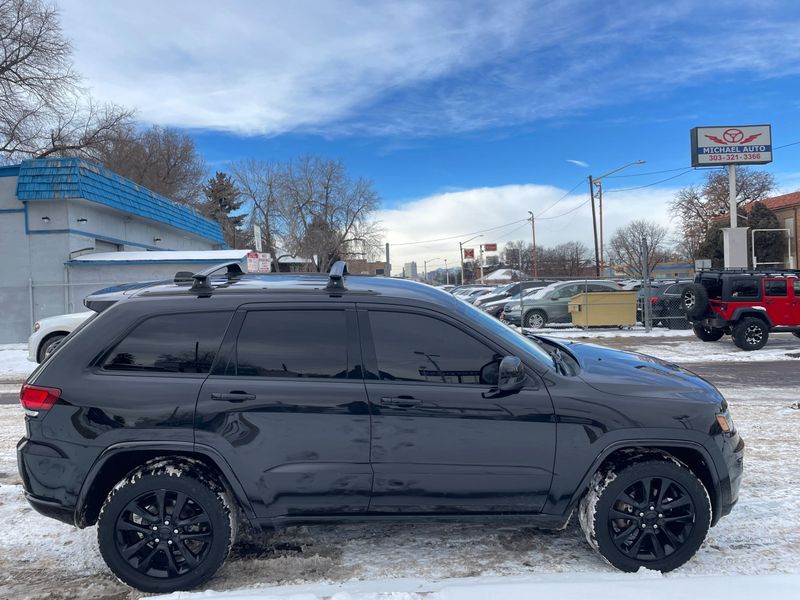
<box><xmin>682</xmin><ymin>268</ymin><xmax>800</xmax><ymax>350</ymax></box>
<box><xmin>19</xmin><ymin>262</ymin><xmax>743</xmax><ymax>592</ymax></box>
<box><xmin>637</xmin><ymin>280</ymin><xmax>692</xmax><ymax>329</ymax></box>
<box><xmin>28</xmin><ymin>311</ymin><xmax>92</xmax><ymax>363</ymax></box>
<box><xmin>482</xmin><ymin>286</ymin><xmax>543</xmax><ymax>317</ymax></box>
<box><xmin>503</xmin><ymin>280</ymin><xmax>622</xmax><ymax>328</ymax></box>
<box><xmin>457</xmin><ymin>286</ymin><xmax>496</xmax><ymax>304</ymax></box>
<box><xmin>473</xmin><ymin>280</ymin><xmax>554</xmax><ymax>308</ymax></box>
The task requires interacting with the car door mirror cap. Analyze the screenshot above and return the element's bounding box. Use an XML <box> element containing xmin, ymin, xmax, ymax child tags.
<box><xmin>498</xmin><ymin>355</ymin><xmax>526</xmax><ymax>392</ymax></box>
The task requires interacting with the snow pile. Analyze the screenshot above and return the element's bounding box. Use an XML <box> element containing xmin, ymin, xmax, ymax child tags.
<box><xmin>0</xmin><ymin>344</ymin><xmax>35</xmax><ymax>382</ymax></box>
<box><xmin>149</xmin><ymin>572</ymin><xmax>800</xmax><ymax>600</ymax></box>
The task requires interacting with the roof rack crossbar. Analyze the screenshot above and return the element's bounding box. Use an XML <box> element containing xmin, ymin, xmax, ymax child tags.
<box><xmin>326</xmin><ymin>260</ymin><xmax>349</xmax><ymax>291</ymax></box>
<box><xmin>190</xmin><ymin>261</ymin><xmax>245</xmax><ymax>291</ymax></box>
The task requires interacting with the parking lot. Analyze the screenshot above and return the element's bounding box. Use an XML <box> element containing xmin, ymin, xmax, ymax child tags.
<box><xmin>1</xmin><ymin>335</ymin><xmax>798</xmax><ymax>599</ymax></box>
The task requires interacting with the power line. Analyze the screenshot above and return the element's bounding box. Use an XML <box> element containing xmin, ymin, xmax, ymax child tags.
<box><xmin>390</xmin><ymin>218</ymin><xmax>529</xmax><ymax>247</ymax></box>
<box><xmin>603</xmin><ymin>168</ymin><xmax>695</xmax><ymax>193</ymax></box>
<box><xmin>537</xmin><ymin>198</ymin><xmax>591</xmax><ymax>220</ymax></box>
<box><xmin>537</xmin><ymin>177</ymin><xmax>586</xmax><ymax>217</ymax></box>
<box><xmin>775</xmin><ymin>139</ymin><xmax>800</xmax><ymax>150</ymax></box>
<box><xmin>605</xmin><ymin>166</ymin><xmax>690</xmax><ymax>178</ymax></box>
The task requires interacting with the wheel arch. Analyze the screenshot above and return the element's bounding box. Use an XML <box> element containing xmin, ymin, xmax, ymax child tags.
<box><xmin>523</xmin><ymin>307</ymin><xmax>548</xmax><ymax>326</ymax></box>
<box><xmin>731</xmin><ymin>307</ymin><xmax>772</xmax><ymax>327</ymax></box>
<box><xmin>568</xmin><ymin>441</ymin><xmax>722</xmax><ymax>527</ymax></box>
<box><xmin>75</xmin><ymin>441</ymin><xmax>255</xmax><ymax>528</ymax></box>
<box><xmin>37</xmin><ymin>330</ymin><xmax>69</xmax><ymax>361</ymax></box>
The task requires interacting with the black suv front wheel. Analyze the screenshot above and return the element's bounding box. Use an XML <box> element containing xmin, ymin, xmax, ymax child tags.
<box><xmin>733</xmin><ymin>317</ymin><xmax>769</xmax><ymax>351</ymax></box>
<box><xmin>97</xmin><ymin>461</ymin><xmax>234</xmax><ymax>593</ymax></box>
<box><xmin>579</xmin><ymin>459</ymin><xmax>711</xmax><ymax>572</ymax></box>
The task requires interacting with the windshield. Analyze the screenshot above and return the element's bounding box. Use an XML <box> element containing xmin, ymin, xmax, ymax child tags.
<box><xmin>455</xmin><ymin>298</ymin><xmax>553</xmax><ymax>369</ymax></box>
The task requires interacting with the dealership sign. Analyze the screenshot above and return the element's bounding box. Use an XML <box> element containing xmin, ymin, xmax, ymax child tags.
<box><xmin>483</xmin><ymin>243</ymin><xmax>498</xmax><ymax>252</ymax></box>
<box><xmin>463</xmin><ymin>248</ymin><xmax>475</xmax><ymax>259</ymax></box>
<box><xmin>691</xmin><ymin>124</ymin><xmax>772</xmax><ymax>167</ymax></box>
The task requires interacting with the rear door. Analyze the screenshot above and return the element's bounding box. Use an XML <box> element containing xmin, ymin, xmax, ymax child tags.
<box><xmin>360</xmin><ymin>305</ymin><xmax>555</xmax><ymax>514</ymax></box>
<box><xmin>195</xmin><ymin>303</ymin><xmax>372</xmax><ymax>518</ymax></box>
<box><xmin>763</xmin><ymin>278</ymin><xmax>793</xmax><ymax>325</ymax></box>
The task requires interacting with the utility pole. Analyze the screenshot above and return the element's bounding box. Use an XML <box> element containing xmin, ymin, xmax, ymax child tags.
<box><xmin>479</xmin><ymin>245</ymin><xmax>485</xmax><ymax>283</ymax></box>
<box><xmin>588</xmin><ymin>175</ymin><xmax>601</xmax><ymax>277</ymax></box>
<box><xmin>458</xmin><ymin>234</ymin><xmax>482</xmax><ymax>285</ymax></box>
<box><xmin>444</xmin><ymin>258</ymin><xmax>449</xmax><ymax>284</ymax></box>
<box><xmin>594</xmin><ymin>180</ymin><xmax>605</xmax><ymax>274</ymax></box>
<box><xmin>385</xmin><ymin>242</ymin><xmax>391</xmax><ymax>277</ymax></box>
<box><xmin>528</xmin><ymin>210</ymin><xmax>538</xmax><ymax>279</ymax></box>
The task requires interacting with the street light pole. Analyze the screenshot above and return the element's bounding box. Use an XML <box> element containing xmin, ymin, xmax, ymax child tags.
<box><xmin>423</xmin><ymin>257</ymin><xmax>440</xmax><ymax>282</ymax></box>
<box><xmin>593</xmin><ymin>180</ymin><xmax>605</xmax><ymax>273</ymax></box>
<box><xmin>528</xmin><ymin>210</ymin><xmax>538</xmax><ymax>279</ymax></box>
<box><xmin>444</xmin><ymin>258</ymin><xmax>449</xmax><ymax>284</ymax></box>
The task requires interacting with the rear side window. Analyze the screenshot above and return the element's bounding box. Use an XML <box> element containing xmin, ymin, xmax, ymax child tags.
<box><xmin>104</xmin><ymin>312</ymin><xmax>231</xmax><ymax>373</ymax></box>
<box><xmin>236</xmin><ymin>310</ymin><xmax>347</xmax><ymax>378</ymax></box>
<box><xmin>764</xmin><ymin>279</ymin><xmax>787</xmax><ymax>296</ymax></box>
<box><xmin>730</xmin><ymin>279</ymin><xmax>759</xmax><ymax>298</ymax></box>
<box><xmin>795</xmin><ymin>280</ymin><xmax>800</xmax><ymax>295</ymax></box>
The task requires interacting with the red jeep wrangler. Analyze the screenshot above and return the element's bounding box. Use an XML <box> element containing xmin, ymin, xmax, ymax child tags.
<box><xmin>682</xmin><ymin>269</ymin><xmax>800</xmax><ymax>350</ymax></box>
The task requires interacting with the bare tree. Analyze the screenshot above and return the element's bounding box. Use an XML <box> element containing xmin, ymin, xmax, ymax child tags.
<box><xmin>91</xmin><ymin>125</ymin><xmax>205</xmax><ymax>205</ymax></box>
<box><xmin>608</xmin><ymin>219</ymin><xmax>670</xmax><ymax>278</ymax></box>
<box><xmin>671</xmin><ymin>168</ymin><xmax>775</xmax><ymax>260</ymax></box>
<box><xmin>230</xmin><ymin>159</ymin><xmax>283</xmax><ymax>257</ymax></box>
<box><xmin>0</xmin><ymin>0</ymin><xmax>132</xmax><ymax>160</ymax></box>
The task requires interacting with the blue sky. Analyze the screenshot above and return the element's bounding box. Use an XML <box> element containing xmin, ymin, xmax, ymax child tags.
<box><xmin>58</xmin><ymin>0</ymin><xmax>800</xmax><ymax>265</ymax></box>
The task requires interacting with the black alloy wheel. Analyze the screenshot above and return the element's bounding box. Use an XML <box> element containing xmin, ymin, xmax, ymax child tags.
<box><xmin>692</xmin><ymin>324</ymin><xmax>725</xmax><ymax>342</ymax></box>
<box><xmin>114</xmin><ymin>489</ymin><xmax>214</xmax><ymax>579</ymax></box>
<box><xmin>606</xmin><ymin>476</ymin><xmax>696</xmax><ymax>562</ymax></box>
<box><xmin>733</xmin><ymin>317</ymin><xmax>769</xmax><ymax>351</ymax></box>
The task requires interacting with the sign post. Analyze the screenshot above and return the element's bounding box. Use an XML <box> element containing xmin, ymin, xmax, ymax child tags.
<box><xmin>690</xmin><ymin>125</ymin><xmax>773</xmax><ymax>268</ymax></box>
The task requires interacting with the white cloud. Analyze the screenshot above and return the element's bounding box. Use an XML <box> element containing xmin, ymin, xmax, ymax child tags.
<box><xmin>56</xmin><ymin>1</ymin><xmax>800</xmax><ymax>136</ymax></box>
<box><xmin>379</xmin><ymin>183</ymin><xmax>678</xmax><ymax>269</ymax></box>
<box><xmin>566</xmin><ymin>159</ymin><xmax>589</xmax><ymax>168</ymax></box>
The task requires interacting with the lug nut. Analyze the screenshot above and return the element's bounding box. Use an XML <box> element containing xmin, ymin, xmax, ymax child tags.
<box><xmin>165</xmin><ymin>520</ymin><xmax>170</xmax><ymax>525</ymax></box>
<box><xmin>154</xmin><ymin>538</ymin><xmax>160</xmax><ymax>543</ymax></box>
<box><xmin>639</xmin><ymin>512</ymin><xmax>645</xmax><ymax>517</ymax></box>
<box><xmin>649</xmin><ymin>506</ymin><xmax>655</xmax><ymax>510</ymax></box>
<box><xmin>152</xmin><ymin>526</ymin><xmax>158</xmax><ymax>531</ymax></box>
<box><xmin>174</xmin><ymin>529</ymin><xmax>179</xmax><ymax>534</ymax></box>
<box><xmin>168</xmin><ymin>540</ymin><xmax>172</xmax><ymax>545</ymax></box>
<box><xmin>654</xmin><ymin>524</ymin><xmax>659</xmax><ymax>529</ymax></box>
<box><xmin>641</xmin><ymin>524</ymin><xmax>646</xmax><ymax>528</ymax></box>
<box><xmin>658</xmin><ymin>513</ymin><xmax>663</xmax><ymax>518</ymax></box>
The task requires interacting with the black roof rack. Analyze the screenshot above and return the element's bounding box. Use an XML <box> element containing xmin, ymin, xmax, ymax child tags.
<box><xmin>326</xmin><ymin>260</ymin><xmax>348</xmax><ymax>291</ymax></box>
<box><xmin>190</xmin><ymin>261</ymin><xmax>245</xmax><ymax>292</ymax></box>
<box><xmin>698</xmin><ymin>267</ymin><xmax>800</xmax><ymax>276</ymax></box>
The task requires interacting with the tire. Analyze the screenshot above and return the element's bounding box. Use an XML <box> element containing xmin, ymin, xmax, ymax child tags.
<box><xmin>524</xmin><ymin>309</ymin><xmax>547</xmax><ymax>329</ymax></box>
<box><xmin>97</xmin><ymin>460</ymin><xmax>234</xmax><ymax>593</ymax></box>
<box><xmin>732</xmin><ymin>317</ymin><xmax>769</xmax><ymax>351</ymax></box>
<box><xmin>579</xmin><ymin>459</ymin><xmax>711</xmax><ymax>573</ymax></box>
<box><xmin>37</xmin><ymin>333</ymin><xmax>66</xmax><ymax>362</ymax></box>
<box><xmin>692</xmin><ymin>324</ymin><xmax>724</xmax><ymax>342</ymax></box>
<box><xmin>681</xmin><ymin>284</ymin><xmax>709</xmax><ymax>319</ymax></box>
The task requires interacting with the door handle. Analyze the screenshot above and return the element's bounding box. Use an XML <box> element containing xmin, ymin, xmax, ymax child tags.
<box><xmin>380</xmin><ymin>395</ymin><xmax>422</xmax><ymax>407</ymax></box>
<box><xmin>211</xmin><ymin>391</ymin><xmax>256</xmax><ymax>402</ymax></box>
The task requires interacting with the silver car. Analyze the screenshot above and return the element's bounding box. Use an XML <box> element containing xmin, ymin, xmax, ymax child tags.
<box><xmin>503</xmin><ymin>280</ymin><xmax>621</xmax><ymax>328</ymax></box>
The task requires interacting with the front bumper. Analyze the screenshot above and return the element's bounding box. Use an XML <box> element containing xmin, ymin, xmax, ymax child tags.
<box><xmin>709</xmin><ymin>429</ymin><xmax>744</xmax><ymax>524</ymax></box>
<box><xmin>504</xmin><ymin>312</ymin><xmax>522</xmax><ymax>325</ymax></box>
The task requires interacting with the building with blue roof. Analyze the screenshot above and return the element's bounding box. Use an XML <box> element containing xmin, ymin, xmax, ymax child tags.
<box><xmin>0</xmin><ymin>158</ymin><xmax>227</xmax><ymax>342</ymax></box>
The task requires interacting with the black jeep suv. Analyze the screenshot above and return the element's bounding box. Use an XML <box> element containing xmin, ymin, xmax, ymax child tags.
<box><xmin>18</xmin><ymin>262</ymin><xmax>744</xmax><ymax>593</ymax></box>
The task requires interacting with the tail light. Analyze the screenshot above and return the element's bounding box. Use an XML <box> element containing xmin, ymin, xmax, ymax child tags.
<box><xmin>20</xmin><ymin>384</ymin><xmax>61</xmax><ymax>413</ymax></box>
<box><xmin>650</xmin><ymin>297</ymin><xmax>658</xmax><ymax>305</ymax></box>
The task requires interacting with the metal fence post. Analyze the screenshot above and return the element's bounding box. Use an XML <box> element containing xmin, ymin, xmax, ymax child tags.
<box><xmin>641</xmin><ymin>238</ymin><xmax>652</xmax><ymax>332</ymax></box>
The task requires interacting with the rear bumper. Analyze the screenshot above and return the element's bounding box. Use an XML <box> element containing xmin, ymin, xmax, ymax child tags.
<box><xmin>17</xmin><ymin>437</ymin><xmax>79</xmax><ymax>526</ymax></box>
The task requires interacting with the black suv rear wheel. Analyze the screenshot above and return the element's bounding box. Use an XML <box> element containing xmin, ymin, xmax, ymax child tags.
<box><xmin>97</xmin><ymin>462</ymin><xmax>233</xmax><ymax>593</ymax></box>
<box><xmin>732</xmin><ymin>317</ymin><xmax>769</xmax><ymax>351</ymax></box>
<box><xmin>579</xmin><ymin>459</ymin><xmax>711</xmax><ymax>572</ymax></box>
<box><xmin>692</xmin><ymin>324</ymin><xmax>724</xmax><ymax>342</ymax></box>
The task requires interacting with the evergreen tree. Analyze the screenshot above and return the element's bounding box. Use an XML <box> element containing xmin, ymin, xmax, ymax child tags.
<box><xmin>201</xmin><ymin>172</ymin><xmax>245</xmax><ymax>247</ymax></box>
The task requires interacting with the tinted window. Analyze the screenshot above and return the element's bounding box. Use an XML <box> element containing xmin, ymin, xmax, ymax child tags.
<box><xmin>588</xmin><ymin>283</ymin><xmax>615</xmax><ymax>292</ymax></box>
<box><xmin>369</xmin><ymin>311</ymin><xmax>500</xmax><ymax>385</ymax></box>
<box><xmin>731</xmin><ymin>279</ymin><xmax>759</xmax><ymax>298</ymax></box>
<box><xmin>795</xmin><ymin>280</ymin><xmax>800</xmax><ymax>295</ymax></box>
<box><xmin>237</xmin><ymin>310</ymin><xmax>347</xmax><ymax>378</ymax></box>
<box><xmin>104</xmin><ymin>312</ymin><xmax>231</xmax><ymax>373</ymax></box>
<box><xmin>764</xmin><ymin>279</ymin><xmax>787</xmax><ymax>297</ymax></box>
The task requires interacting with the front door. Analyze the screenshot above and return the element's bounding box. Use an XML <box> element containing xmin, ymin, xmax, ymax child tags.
<box><xmin>763</xmin><ymin>278</ymin><xmax>793</xmax><ymax>325</ymax></box>
<box><xmin>359</xmin><ymin>306</ymin><xmax>555</xmax><ymax>514</ymax></box>
<box><xmin>195</xmin><ymin>304</ymin><xmax>372</xmax><ymax>518</ymax></box>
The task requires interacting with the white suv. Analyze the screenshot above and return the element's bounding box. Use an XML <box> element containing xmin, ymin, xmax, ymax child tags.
<box><xmin>28</xmin><ymin>312</ymin><xmax>92</xmax><ymax>363</ymax></box>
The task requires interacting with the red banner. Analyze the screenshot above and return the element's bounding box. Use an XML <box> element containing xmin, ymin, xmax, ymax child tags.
<box><xmin>483</xmin><ymin>243</ymin><xmax>497</xmax><ymax>252</ymax></box>
<box><xmin>463</xmin><ymin>248</ymin><xmax>475</xmax><ymax>259</ymax></box>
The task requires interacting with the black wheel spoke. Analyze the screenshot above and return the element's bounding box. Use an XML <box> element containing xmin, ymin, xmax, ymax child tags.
<box><xmin>620</xmin><ymin>491</ymin><xmax>643</xmax><ymax>509</ymax></box>
<box><xmin>655</xmin><ymin>479</ymin><xmax>669</xmax><ymax>509</ymax></box>
<box><xmin>650</xmin><ymin>531</ymin><xmax>666</xmax><ymax>559</ymax></box>
<box><xmin>172</xmin><ymin>492</ymin><xmax>188</xmax><ymax>521</ymax></box>
<box><xmin>662</xmin><ymin>524</ymin><xmax>683</xmax><ymax>548</ymax></box>
<box><xmin>628</xmin><ymin>529</ymin><xmax>646</xmax><ymax>556</ymax></box>
<box><xmin>137</xmin><ymin>545</ymin><xmax>160</xmax><ymax>573</ymax></box>
<box><xmin>117</xmin><ymin>520</ymin><xmax>152</xmax><ymax>534</ymax></box>
<box><xmin>179</xmin><ymin>531</ymin><xmax>212</xmax><ymax>540</ymax></box>
<box><xmin>613</xmin><ymin>522</ymin><xmax>638</xmax><ymax>542</ymax></box>
<box><xmin>663</xmin><ymin>513</ymin><xmax>693</xmax><ymax>523</ymax></box>
<box><xmin>154</xmin><ymin>489</ymin><xmax>166</xmax><ymax>521</ymax></box>
<box><xmin>609</xmin><ymin>508</ymin><xmax>634</xmax><ymax>521</ymax></box>
<box><xmin>663</xmin><ymin>496</ymin><xmax>691</xmax><ymax>510</ymax></box>
<box><xmin>121</xmin><ymin>537</ymin><xmax>149</xmax><ymax>559</ymax></box>
<box><xmin>178</xmin><ymin>513</ymin><xmax>211</xmax><ymax>527</ymax></box>
<box><xmin>179</xmin><ymin>540</ymin><xmax>201</xmax><ymax>567</ymax></box>
<box><xmin>164</xmin><ymin>544</ymin><xmax>180</xmax><ymax>577</ymax></box>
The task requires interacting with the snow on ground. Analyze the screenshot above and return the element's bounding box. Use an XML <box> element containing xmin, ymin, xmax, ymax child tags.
<box><xmin>0</xmin><ymin>385</ymin><xmax>797</xmax><ymax>599</ymax></box>
<box><xmin>0</xmin><ymin>344</ymin><xmax>35</xmax><ymax>382</ymax></box>
<box><xmin>520</xmin><ymin>325</ymin><xmax>696</xmax><ymax>339</ymax></box>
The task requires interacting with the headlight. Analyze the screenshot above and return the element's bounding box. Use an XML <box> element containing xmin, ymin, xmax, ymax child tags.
<box><xmin>33</xmin><ymin>321</ymin><xmax>40</xmax><ymax>332</ymax></box>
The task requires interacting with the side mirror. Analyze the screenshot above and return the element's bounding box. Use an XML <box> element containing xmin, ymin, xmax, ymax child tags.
<box><xmin>497</xmin><ymin>356</ymin><xmax>526</xmax><ymax>392</ymax></box>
